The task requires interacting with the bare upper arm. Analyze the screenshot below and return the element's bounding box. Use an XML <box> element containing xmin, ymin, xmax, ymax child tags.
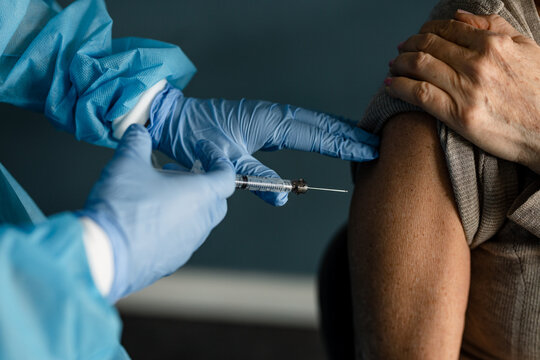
<box><xmin>350</xmin><ymin>111</ymin><xmax>464</xmax><ymax>247</ymax></box>
<box><xmin>348</xmin><ymin>112</ymin><xmax>469</xmax><ymax>359</ymax></box>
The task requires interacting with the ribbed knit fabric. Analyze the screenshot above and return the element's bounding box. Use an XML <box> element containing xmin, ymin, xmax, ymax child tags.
<box><xmin>356</xmin><ymin>0</ymin><xmax>540</xmax><ymax>358</ymax></box>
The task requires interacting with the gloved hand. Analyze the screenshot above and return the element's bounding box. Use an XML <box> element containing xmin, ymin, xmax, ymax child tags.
<box><xmin>147</xmin><ymin>83</ymin><xmax>379</xmax><ymax>206</ymax></box>
<box><xmin>80</xmin><ymin>124</ymin><xmax>235</xmax><ymax>303</ymax></box>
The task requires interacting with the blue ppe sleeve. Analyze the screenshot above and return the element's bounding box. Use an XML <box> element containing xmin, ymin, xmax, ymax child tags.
<box><xmin>0</xmin><ymin>0</ymin><xmax>196</xmax><ymax>147</ymax></box>
<box><xmin>0</xmin><ymin>162</ymin><xmax>46</xmax><ymax>226</ymax></box>
<box><xmin>0</xmin><ymin>213</ymin><xmax>129</xmax><ymax>359</ymax></box>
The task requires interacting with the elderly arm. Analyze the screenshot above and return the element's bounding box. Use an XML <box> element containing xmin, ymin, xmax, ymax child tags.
<box><xmin>348</xmin><ymin>112</ymin><xmax>469</xmax><ymax>359</ymax></box>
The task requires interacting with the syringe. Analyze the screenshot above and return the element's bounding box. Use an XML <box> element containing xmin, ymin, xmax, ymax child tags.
<box><xmin>156</xmin><ymin>166</ymin><xmax>347</xmax><ymax>194</ymax></box>
<box><xmin>235</xmin><ymin>175</ymin><xmax>347</xmax><ymax>195</ymax></box>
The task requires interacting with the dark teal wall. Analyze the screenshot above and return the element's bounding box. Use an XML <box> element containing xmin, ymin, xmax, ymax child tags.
<box><xmin>0</xmin><ymin>0</ymin><xmax>436</xmax><ymax>274</ymax></box>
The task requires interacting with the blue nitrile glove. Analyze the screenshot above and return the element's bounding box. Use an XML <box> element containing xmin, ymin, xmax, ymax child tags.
<box><xmin>148</xmin><ymin>83</ymin><xmax>380</xmax><ymax>206</ymax></box>
<box><xmin>80</xmin><ymin>125</ymin><xmax>235</xmax><ymax>303</ymax></box>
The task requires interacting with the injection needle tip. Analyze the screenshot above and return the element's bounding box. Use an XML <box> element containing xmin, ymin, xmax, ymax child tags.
<box><xmin>307</xmin><ymin>186</ymin><xmax>348</xmax><ymax>193</ymax></box>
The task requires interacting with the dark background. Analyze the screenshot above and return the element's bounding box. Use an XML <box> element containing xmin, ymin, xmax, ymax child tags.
<box><xmin>0</xmin><ymin>0</ymin><xmax>435</xmax><ymax>358</ymax></box>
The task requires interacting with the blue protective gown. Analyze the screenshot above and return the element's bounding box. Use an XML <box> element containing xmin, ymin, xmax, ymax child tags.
<box><xmin>0</xmin><ymin>208</ymin><xmax>129</xmax><ymax>359</ymax></box>
<box><xmin>0</xmin><ymin>0</ymin><xmax>197</xmax><ymax>358</ymax></box>
<box><xmin>1</xmin><ymin>0</ymin><xmax>195</xmax><ymax>147</ymax></box>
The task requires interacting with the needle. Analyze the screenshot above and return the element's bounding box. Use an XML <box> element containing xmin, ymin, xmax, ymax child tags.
<box><xmin>307</xmin><ymin>186</ymin><xmax>348</xmax><ymax>193</ymax></box>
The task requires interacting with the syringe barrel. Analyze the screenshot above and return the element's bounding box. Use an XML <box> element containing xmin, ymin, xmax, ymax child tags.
<box><xmin>235</xmin><ymin>175</ymin><xmax>293</xmax><ymax>193</ymax></box>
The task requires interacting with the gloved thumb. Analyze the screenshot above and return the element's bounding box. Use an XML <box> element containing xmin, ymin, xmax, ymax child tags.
<box><xmin>115</xmin><ymin>124</ymin><xmax>153</xmax><ymax>165</ymax></box>
<box><xmin>455</xmin><ymin>11</ymin><xmax>522</xmax><ymax>38</ymax></box>
<box><xmin>196</xmin><ymin>140</ymin><xmax>236</xmax><ymax>198</ymax></box>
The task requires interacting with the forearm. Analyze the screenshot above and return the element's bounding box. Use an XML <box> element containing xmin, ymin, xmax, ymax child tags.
<box><xmin>348</xmin><ymin>112</ymin><xmax>469</xmax><ymax>359</ymax></box>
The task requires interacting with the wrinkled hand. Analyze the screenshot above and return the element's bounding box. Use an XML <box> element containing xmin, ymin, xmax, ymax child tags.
<box><xmin>81</xmin><ymin>125</ymin><xmax>235</xmax><ymax>303</ymax></box>
<box><xmin>386</xmin><ymin>11</ymin><xmax>540</xmax><ymax>173</ymax></box>
<box><xmin>148</xmin><ymin>83</ymin><xmax>379</xmax><ymax>206</ymax></box>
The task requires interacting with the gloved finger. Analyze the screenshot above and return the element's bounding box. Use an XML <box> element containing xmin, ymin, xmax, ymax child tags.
<box><xmin>116</xmin><ymin>124</ymin><xmax>153</xmax><ymax>165</ymax></box>
<box><xmin>208</xmin><ymin>199</ymin><xmax>229</xmax><ymax>235</ymax></box>
<box><xmin>195</xmin><ymin>140</ymin><xmax>236</xmax><ymax>198</ymax></box>
<box><xmin>352</xmin><ymin>127</ymin><xmax>380</xmax><ymax>147</ymax></box>
<box><xmin>186</xmin><ymin>198</ymin><xmax>229</xmax><ymax>256</ymax></box>
<box><xmin>272</xmin><ymin>120</ymin><xmax>379</xmax><ymax>162</ymax></box>
<box><xmin>291</xmin><ymin>107</ymin><xmax>380</xmax><ymax>146</ymax></box>
<box><xmin>207</xmin><ymin>99</ymin><xmax>379</xmax><ymax>146</ymax></box>
<box><xmin>234</xmin><ymin>155</ymin><xmax>288</xmax><ymax>207</ymax></box>
<box><xmin>162</xmin><ymin>162</ymin><xmax>190</xmax><ymax>172</ymax></box>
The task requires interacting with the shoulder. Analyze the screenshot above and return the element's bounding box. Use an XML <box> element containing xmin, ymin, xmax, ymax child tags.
<box><xmin>355</xmin><ymin>111</ymin><xmax>454</xmax><ymax>204</ymax></box>
<box><xmin>379</xmin><ymin>112</ymin><xmax>442</xmax><ymax>165</ymax></box>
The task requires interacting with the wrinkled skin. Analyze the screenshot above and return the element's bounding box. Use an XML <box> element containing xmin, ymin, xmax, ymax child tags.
<box><xmin>386</xmin><ymin>11</ymin><xmax>540</xmax><ymax>173</ymax></box>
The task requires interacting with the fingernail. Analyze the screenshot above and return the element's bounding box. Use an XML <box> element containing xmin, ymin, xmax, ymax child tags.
<box><xmin>397</xmin><ymin>42</ymin><xmax>404</xmax><ymax>50</ymax></box>
<box><xmin>389</xmin><ymin>59</ymin><xmax>395</xmax><ymax>67</ymax></box>
<box><xmin>384</xmin><ymin>78</ymin><xmax>392</xmax><ymax>86</ymax></box>
<box><xmin>456</xmin><ymin>9</ymin><xmax>473</xmax><ymax>14</ymax></box>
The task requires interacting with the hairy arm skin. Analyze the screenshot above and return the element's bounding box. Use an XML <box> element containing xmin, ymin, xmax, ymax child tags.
<box><xmin>348</xmin><ymin>112</ymin><xmax>470</xmax><ymax>359</ymax></box>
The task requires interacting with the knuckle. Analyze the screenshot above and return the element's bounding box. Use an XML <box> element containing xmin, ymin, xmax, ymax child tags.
<box><xmin>413</xmin><ymin>81</ymin><xmax>431</xmax><ymax>104</ymax></box>
<box><xmin>439</xmin><ymin>19</ymin><xmax>457</xmax><ymax>37</ymax></box>
<box><xmin>467</xmin><ymin>53</ymin><xmax>491</xmax><ymax>80</ymax></box>
<box><xmin>418</xmin><ymin>33</ymin><xmax>437</xmax><ymax>51</ymax></box>
<box><xmin>410</xmin><ymin>51</ymin><xmax>430</xmax><ymax>71</ymax></box>
<box><xmin>456</xmin><ymin>106</ymin><xmax>480</xmax><ymax>131</ymax></box>
<box><xmin>486</xmin><ymin>14</ymin><xmax>500</xmax><ymax>23</ymax></box>
<box><xmin>482</xmin><ymin>33</ymin><xmax>510</xmax><ymax>51</ymax></box>
<box><xmin>467</xmin><ymin>58</ymin><xmax>485</xmax><ymax>77</ymax></box>
<box><xmin>480</xmin><ymin>34</ymin><xmax>494</xmax><ymax>49</ymax></box>
<box><xmin>499</xmin><ymin>33</ymin><xmax>513</xmax><ymax>45</ymax></box>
